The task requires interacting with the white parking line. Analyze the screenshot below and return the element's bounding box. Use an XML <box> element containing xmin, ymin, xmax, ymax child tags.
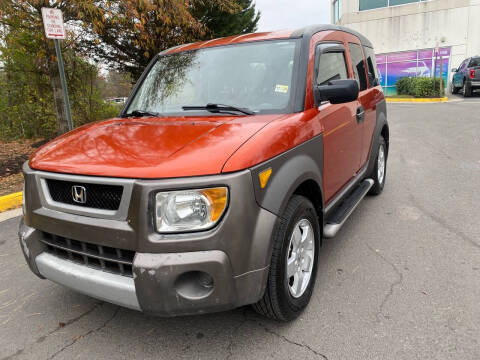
<box><xmin>0</xmin><ymin>208</ymin><xmax>22</xmax><ymax>222</ymax></box>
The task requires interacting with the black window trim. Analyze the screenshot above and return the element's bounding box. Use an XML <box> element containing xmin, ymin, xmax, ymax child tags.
<box><xmin>312</xmin><ymin>41</ymin><xmax>349</xmax><ymax>105</ymax></box>
<box><xmin>313</xmin><ymin>42</ymin><xmax>348</xmax><ymax>85</ymax></box>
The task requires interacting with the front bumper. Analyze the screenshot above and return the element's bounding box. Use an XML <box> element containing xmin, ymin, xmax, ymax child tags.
<box><xmin>20</xmin><ymin>163</ymin><xmax>278</xmax><ymax>316</ymax></box>
<box><xmin>36</xmin><ymin>252</ymin><xmax>140</xmax><ymax>310</ymax></box>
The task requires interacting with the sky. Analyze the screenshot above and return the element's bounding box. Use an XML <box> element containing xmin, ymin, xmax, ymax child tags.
<box><xmin>254</xmin><ymin>0</ymin><xmax>331</xmax><ymax>32</ymax></box>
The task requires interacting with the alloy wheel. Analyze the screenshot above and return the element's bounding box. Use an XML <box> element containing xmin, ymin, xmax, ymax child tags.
<box><xmin>286</xmin><ymin>219</ymin><xmax>315</xmax><ymax>298</ymax></box>
<box><xmin>378</xmin><ymin>144</ymin><xmax>385</xmax><ymax>185</ymax></box>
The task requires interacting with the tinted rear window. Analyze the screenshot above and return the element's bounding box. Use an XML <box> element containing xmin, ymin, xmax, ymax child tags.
<box><xmin>469</xmin><ymin>58</ymin><xmax>480</xmax><ymax>67</ymax></box>
<box><xmin>363</xmin><ymin>46</ymin><xmax>379</xmax><ymax>87</ymax></box>
<box><xmin>348</xmin><ymin>43</ymin><xmax>368</xmax><ymax>91</ymax></box>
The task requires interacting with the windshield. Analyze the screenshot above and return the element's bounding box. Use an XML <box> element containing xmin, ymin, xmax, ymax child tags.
<box><xmin>126</xmin><ymin>39</ymin><xmax>299</xmax><ymax>115</ymax></box>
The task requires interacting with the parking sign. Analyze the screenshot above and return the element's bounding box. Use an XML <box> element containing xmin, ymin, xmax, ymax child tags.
<box><xmin>41</xmin><ymin>8</ymin><xmax>65</xmax><ymax>39</ymax></box>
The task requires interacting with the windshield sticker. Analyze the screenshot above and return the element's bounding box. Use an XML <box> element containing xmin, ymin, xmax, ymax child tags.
<box><xmin>275</xmin><ymin>84</ymin><xmax>289</xmax><ymax>93</ymax></box>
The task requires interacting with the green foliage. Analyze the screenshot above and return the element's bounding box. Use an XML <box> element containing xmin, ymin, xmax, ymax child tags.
<box><xmin>192</xmin><ymin>0</ymin><xmax>260</xmax><ymax>40</ymax></box>
<box><xmin>76</xmin><ymin>0</ymin><xmax>260</xmax><ymax>80</ymax></box>
<box><xmin>0</xmin><ymin>0</ymin><xmax>261</xmax><ymax>139</ymax></box>
<box><xmin>101</xmin><ymin>72</ymin><xmax>133</xmax><ymax>99</ymax></box>
<box><xmin>66</xmin><ymin>56</ymin><xmax>122</xmax><ymax>128</ymax></box>
<box><xmin>0</xmin><ymin>26</ymin><xmax>120</xmax><ymax>140</ymax></box>
<box><xmin>396</xmin><ymin>77</ymin><xmax>445</xmax><ymax>97</ymax></box>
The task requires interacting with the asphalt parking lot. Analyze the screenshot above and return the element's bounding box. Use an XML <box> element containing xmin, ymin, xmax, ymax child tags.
<box><xmin>1</xmin><ymin>97</ymin><xmax>480</xmax><ymax>360</ymax></box>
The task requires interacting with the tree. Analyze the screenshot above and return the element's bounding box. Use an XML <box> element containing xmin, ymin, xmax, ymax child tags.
<box><xmin>100</xmin><ymin>71</ymin><xmax>133</xmax><ymax>99</ymax></box>
<box><xmin>76</xmin><ymin>0</ymin><xmax>260</xmax><ymax>80</ymax></box>
<box><xmin>0</xmin><ymin>0</ymin><xmax>91</xmax><ymax>135</ymax></box>
<box><xmin>0</xmin><ymin>24</ymin><xmax>55</xmax><ymax>138</ymax></box>
<box><xmin>192</xmin><ymin>0</ymin><xmax>260</xmax><ymax>40</ymax></box>
<box><xmin>0</xmin><ymin>0</ymin><xmax>261</xmax><ymax>136</ymax></box>
<box><xmin>0</xmin><ymin>1</ymin><xmax>119</xmax><ymax>140</ymax></box>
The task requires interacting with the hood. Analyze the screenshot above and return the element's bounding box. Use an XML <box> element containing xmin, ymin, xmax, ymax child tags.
<box><xmin>29</xmin><ymin>114</ymin><xmax>285</xmax><ymax>178</ymax></box>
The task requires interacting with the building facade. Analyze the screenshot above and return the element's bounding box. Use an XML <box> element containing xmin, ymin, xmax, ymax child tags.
<box><xmin>332</xmin><ymin>0</ymin><xmax>480</xmax><ymax>94</ymax></box>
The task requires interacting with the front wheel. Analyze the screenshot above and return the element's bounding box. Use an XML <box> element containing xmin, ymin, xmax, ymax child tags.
<box><xmin>451</xmin><ymin>84</ymin><xmax>459</xmax><ymax>94</ymax></box>
<box><xmin>368</xmin><ymin>136</ymin><xmax>387</xmax><ymax>195</ymax></box>
<box><xmin>253</xmin><ymin>195</ymin><xmax>320</xmax><ymax>321</ymax></box>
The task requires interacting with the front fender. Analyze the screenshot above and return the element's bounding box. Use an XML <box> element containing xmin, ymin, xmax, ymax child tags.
<box><xmin>250</xmin><ymin>135</ymin><xmax>324</xmax><ymax>218</ymax></box>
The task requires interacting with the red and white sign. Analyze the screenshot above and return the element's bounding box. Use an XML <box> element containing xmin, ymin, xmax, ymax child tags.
<box><xmin>41</xmin><ymin>8</ymin><xmax>65</xmax><ymax>39</ymax></box>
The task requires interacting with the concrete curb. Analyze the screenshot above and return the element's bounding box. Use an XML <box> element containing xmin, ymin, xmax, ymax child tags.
<box><xmin>0</xmin><ymin>192</ymin><xmax>23</xmax><ymax>212</ymax></box>
<box><xmin>386</xmin><ymin>97</ymin><xmax>448</xmax><ymax>103</ymax></box>
<box><xmin>0</xmin><ymin>208</ymin><xmax>22</xmax><ymax>222</ymax></box>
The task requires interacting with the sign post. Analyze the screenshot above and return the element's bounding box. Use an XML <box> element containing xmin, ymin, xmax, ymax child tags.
<box><xmin>433</xmin><ymin>45</ymin><xmax>438</xmax><ymax>94</ymax></box>
<box><xmin>41</xmin><ymin>8</ymin><xmax>73</xmax><ymax>131</ymax></box>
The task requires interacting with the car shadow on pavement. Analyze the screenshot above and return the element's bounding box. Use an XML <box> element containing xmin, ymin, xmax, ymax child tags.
<box><xmin>1</xmin><ymin>205</ymin><xmax>372</xmax><ymax>359</ymax></box>
<box><xmin>1</xmin><ymin>201</ymin><xmax>374</xmax><ymax>360</ymax></box>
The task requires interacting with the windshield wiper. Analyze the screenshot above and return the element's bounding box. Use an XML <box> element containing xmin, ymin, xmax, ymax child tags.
<box><xmin>182</xmin><ymin>103</ymin><xmax>255</xmax><ymax>116</ymax></box>
<box><xmin>123</xmin><ymin>110</ymin><xmax>160</xmax><ymax>118</ymax></box>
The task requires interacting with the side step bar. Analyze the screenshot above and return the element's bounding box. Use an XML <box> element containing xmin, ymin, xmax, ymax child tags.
<box><xmin>323</xmin><ymin>179</ymin><xmax>374</xmax><ymax>238</ymax></box>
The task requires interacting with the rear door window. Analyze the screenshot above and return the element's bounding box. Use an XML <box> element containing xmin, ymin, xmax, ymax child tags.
<box><xmin>348</xmin><ymin>43</ymin><xmax>368</xmax><ymax>91</ymax></box>
<box><xmin>363</xmin><ymin>46</ymin><xmax>379</xmax><ymax>87</ymax></box>
<box><xmin>316</xmin><ymin>52</ymin><xmax>349</xmax><ymax>85</ymax></box>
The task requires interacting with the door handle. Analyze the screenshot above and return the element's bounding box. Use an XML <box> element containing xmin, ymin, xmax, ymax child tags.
<box><xmin>356</xmin><ymin>106</ymin><xmax>365</xmax><ymax>123</ymax></box>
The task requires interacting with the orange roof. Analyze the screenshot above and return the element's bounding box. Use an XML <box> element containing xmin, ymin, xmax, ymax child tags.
<box><xmin>166</xmin><ymin>29</ymin><xmax>295</xmax><ymax>54</ymax></box>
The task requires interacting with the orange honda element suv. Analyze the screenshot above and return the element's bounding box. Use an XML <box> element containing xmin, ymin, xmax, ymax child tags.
<box><xmin>19</xmin><ymin>25</ymin><xmax>388</xmax><ymax>321</ymax></box>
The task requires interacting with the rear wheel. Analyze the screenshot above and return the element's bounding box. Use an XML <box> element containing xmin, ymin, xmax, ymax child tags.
<box><xmin>451</xmin><ymin>84</ymin><xmax>459</xmax><ymax>94</ymax></box>
<box><xmin>368</xmin><ymin>136</ymin><xmax>387</xmax><ymax>195</ymax></box>
<box><xmin>463</xmin><ymin>81</ymin><xmax>472</xmax><ymax>97</ymax></box>
<box><xmin>253</xmin><ymin>195</ymin><xmax>320</xmax><ymax>321</ymax></box>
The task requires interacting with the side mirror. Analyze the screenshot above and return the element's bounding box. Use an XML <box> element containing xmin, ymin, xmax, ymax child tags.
<box><xmin>314</xmin><ymin>79</ymin><xmax>359</xmax><ymax>106</ymax></box>
<box><xmin>451</xmin><ymin>68</ymin><xmax>457</xmax><ymax>72</ymax></box>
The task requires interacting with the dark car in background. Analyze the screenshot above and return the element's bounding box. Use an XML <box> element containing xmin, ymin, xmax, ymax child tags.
<box><xmin>452</xmin><ymin>56</ymin><xmax>480</xmax><ymax>97</ymax></box>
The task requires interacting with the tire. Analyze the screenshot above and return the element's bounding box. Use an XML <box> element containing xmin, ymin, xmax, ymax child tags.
<box><xmin>463</xmin><ymin>81</ymin><xmax>472</xmax><ymax>97</ymax></box>
<box><xmin>253</xmin><ymin>195</ymin><xmax>320</xmax><ymax>321</ymax></box>
<box><xmin>368</xmin><ymin>136</ymin><xmax>387</xmax><ymax>195</ymax></box>
<box><xmin>451</xmin><ymin>84</ymin><xmax>459</xmax><ymax>94</ymax></box>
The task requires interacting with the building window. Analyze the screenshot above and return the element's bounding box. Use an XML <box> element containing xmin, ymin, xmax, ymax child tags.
<box><xmin>333</xmin><ymin>0</ymin><xmax>341</xmax><ymax>23</ymax></box>
<box><xmin>359</xmin><ymin>0</ymin><xmax>426</xmax><ymax>11</ymax></box>
<box><xmin>359</xmin><ymin>0</ymin><xmax>387</xmax><ymax>11</ymax></box>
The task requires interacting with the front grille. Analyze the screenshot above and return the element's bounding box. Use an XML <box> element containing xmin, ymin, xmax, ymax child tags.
<box><xmin>41</xmin><ymin>233</ymin><xmax>135</xmax><ymax>277</ymax></box>
<box><xmin>46</xmin><ymin>179</ymin><xmax>123</xmax><ymax>210</ymax></box>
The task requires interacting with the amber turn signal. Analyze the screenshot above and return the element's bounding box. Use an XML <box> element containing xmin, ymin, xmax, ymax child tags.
<box><xmin>259</xmin><ymin>168</ymin><xmax>272</xmax><ymax>189</ymax></box>
<box><xmin>201</xmin><ymin>188</ymin><xmax>228</xmax><ymax>222</ymax></box>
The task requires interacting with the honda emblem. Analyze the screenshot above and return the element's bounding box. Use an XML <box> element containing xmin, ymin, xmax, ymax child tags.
<box><xmin>72</xmin><ymin>185</ymin><xmax>87</xmax><ymax>204</ymax></box>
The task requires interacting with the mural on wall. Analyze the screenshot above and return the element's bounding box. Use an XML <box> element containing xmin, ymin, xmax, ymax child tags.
<box><xmin>376</xmin><ymin>47</ymin><xmax>451</xmax><ymax>96</ymax></box>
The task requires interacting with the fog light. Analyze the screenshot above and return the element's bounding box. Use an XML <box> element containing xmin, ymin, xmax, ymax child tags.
<box><xmin>198</xmin><ymin>272</ymin><xmax>214</xmax><ymax>289</ymax></box>
<box><xmin>174</xmin><ymin>271</ymin><xmax>214</xmax><ymax>299</ymax></box>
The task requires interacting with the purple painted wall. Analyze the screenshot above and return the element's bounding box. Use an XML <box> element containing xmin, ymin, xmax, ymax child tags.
<box><xmin>376</xmin><ymin>47</ymin><xmax>451</xmax><ymax>95</ymax></box>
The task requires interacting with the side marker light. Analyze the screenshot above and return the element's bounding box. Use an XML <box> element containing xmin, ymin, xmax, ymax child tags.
<box><xmin>259</xmin><ymin>168</ymin><xmax>272</xmax><ymax>189</ymax></box>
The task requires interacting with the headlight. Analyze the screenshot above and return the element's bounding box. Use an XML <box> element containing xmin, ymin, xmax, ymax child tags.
<box><xmin>155</xmin><ymin>187</ymin><xmax>228</xmax><ymax>233</ymax></box>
